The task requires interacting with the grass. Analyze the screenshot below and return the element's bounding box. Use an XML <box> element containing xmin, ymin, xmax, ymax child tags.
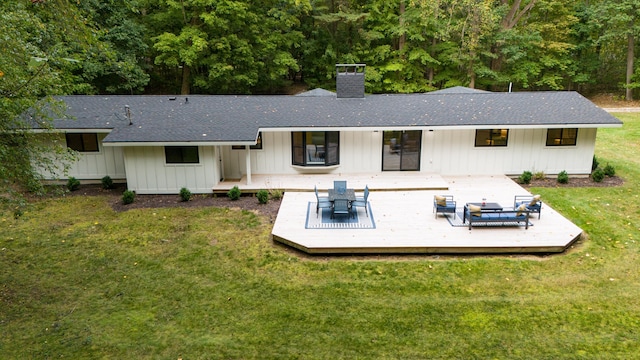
<box><xmin>2</xmin><ymin>114</ymin><xmax>640</xmax><ymax>358</ymax></box>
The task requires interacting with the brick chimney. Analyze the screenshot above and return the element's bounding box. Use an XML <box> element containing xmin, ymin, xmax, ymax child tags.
<box><xmin>336</xmin><ymin>64</ymin><xmax>365</xmax><ymax>98</ymax></box>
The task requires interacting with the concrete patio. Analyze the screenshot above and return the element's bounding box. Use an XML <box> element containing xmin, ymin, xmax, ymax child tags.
<box><xmin>264</xmin><ymin>174</ymin><xmax>582</xmax><ymax>255</ymax></box>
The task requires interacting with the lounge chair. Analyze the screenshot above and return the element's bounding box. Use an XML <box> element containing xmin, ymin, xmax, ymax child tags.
<box><xmin>433</xmin><ymin>195</ymin><xmax>457</xmax><ymax>219</ymax></box>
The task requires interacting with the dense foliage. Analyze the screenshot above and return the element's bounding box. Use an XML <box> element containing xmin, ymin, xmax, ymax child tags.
<box><xmin>3</xmin><ymin>0</ymin><xmax>638</xmax><ymax>97</ymax></box>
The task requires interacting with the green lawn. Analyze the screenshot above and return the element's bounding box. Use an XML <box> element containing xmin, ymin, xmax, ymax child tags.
<box><xmin>2</xmin><ymin>114</ymin><xmax>640</xmax><ymax>359</ymax></box>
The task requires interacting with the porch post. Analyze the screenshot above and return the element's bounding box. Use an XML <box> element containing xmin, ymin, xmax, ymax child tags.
<box><xmin>245</xmin><ymin>146</ymin><xmax>252</xmax><ymax>185</ymax></box>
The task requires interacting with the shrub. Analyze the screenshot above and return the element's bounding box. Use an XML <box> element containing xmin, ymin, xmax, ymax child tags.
<box><xmin>66</xmin><ymin>177</ymin><xmax>80</xmax><ymax>191</ymax></box>
<box><xmin>592</xmin><ymin>155</ymin><xmax>599</xmax><ymax>171</ymax></box>
<box><xmin>101</xmin><ymin>175</ymin><xmax>114</xmax><ymax>190</ymax></box>
<box><xmin>604</xmin><ymin>164</ymin><xmax>616</xmax><ymax>177</ymax></box>
<box><xmin>533</xmin><ymin>171</ymin><xmax>546</xmax><ymax>180</ymax></box>
<box><xmin>228</xmin><ymin>186</ymin><xmax>241</xmax><ymax>200</ymax></box>
<box><xmin>518</xmin><ymin>171</ymin><xmax>532</xmax><ymax>184</ymax></box>
<box><xmin>256</xmin><ymin>189</ymin><xmax>269</xmax><ymax>204</ymax></box>
<box><xmin>122</xmin><ymin>190</ymin><xmax>135</xmax><ymax>204</ymax></box>
<box><xmin>592</xmin><ymin>168</ymin><xmax>605</xmax><ymax>182</ymax></box>
<box><xmin>268</xmin><ymin>188</ymin><xmax>283</xmax><ymax>200</ymax></box>
<box><xmin>179</xmin><ymin>187</ymin><xmax>192</xmax><ymax>202</ymax></box>
<box><xmin>557</xmin><ymin>170</ymin><xmax>569</xmax><ymax>184</ymax></box>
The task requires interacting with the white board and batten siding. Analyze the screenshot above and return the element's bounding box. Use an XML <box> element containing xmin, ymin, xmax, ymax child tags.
<box><xmin>224</xmin><ymin>128</ymin><xmax>597</xmax><ymax>178</ymax></box>
<box><xmin>123</xmin><ymin>146</ymin><xmax>219</xmax><ymax>194</ymax></box>
<box><xmin>424</xmin><ymin>128</ymin><xmax>597</xmax><ymax>175</ymax></box>
<box><xmin>41</xmin><ymin>133</ymin><xmax>126</xmax><ymax>181</ymax></box>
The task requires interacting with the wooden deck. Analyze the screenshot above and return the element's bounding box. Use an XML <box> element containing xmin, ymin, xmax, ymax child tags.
<box><xmin>268</xmin><ymin>175</ymin><xmax>582</xmax><ymax>255</ymax></box>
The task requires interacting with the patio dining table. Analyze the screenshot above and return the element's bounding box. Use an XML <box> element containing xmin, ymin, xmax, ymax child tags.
<box><xmin>328</xmin><ymin>188</ymin><xmax>356</xmax><ymax>202</ymax></box>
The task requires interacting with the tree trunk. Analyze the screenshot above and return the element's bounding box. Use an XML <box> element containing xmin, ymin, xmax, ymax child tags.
<box><xmin>626</xmin><ymin>33</ymin><xmax>634</xmax><ymax>101</ymax></box>
<box><xmin>398</xmin><ymin>0</ymin><xmax>406</xmax><ymax>52</ymax></box>
<box><xmin>181</xmin><ymin>64</ymin><xmax>191</xmax><ymax>95</ymax></box>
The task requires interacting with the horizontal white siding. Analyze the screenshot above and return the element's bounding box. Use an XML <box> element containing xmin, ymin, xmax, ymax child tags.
<box><xmin>124</xmin><ymin>146</ymin><xmax>219</xmax><ymax>194</ymax></box>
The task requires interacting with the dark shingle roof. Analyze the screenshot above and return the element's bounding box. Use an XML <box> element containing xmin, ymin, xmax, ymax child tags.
<box><xmin>50</xmin><ymin>91</ymin><xmax>622</xmax><ymax>144</ymax></box>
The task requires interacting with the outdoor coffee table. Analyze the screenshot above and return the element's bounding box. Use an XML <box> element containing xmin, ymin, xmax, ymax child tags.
<box><xmin>467</xmin><ymin>202</ymin><xmax>503</xmax><ymax>211</ymax></box>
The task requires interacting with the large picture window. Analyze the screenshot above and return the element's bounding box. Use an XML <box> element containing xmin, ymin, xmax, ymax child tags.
<box><xmin>165</xmin><ymin>146</ymin><xmax>199</xmax><ymax>164</ymax></box>
<box><xmin>66</xmin><ymin>133</ymin><xmax>99</xmax><ymax>152</ymax></box>
<box><xmin>546</xmin><ymin>128</ymin><xmax>577</xmax><ymax>146</ymax></box>
<box><xmin>475</xmin><ymin>129</ymin><xmax>509</xmax><ymax>147</ymax></box>
<box><xmin>292</xmin><ymin>131</ymin><xmax>339</xmax><ymax>166</ymax></box>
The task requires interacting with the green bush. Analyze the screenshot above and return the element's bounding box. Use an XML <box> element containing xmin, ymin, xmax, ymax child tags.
<box><xmin>122</xmin><ymin>190</ymin><xmax>135</xmax><ymax>204</ymax></box>
<box><xmin>518</xmin><ymin>171</ymin><xmax>532</xmax><ymax>184</ymax></box>
<box><xmin>592</xmin><ymin>168</ymin><xmax>605</xmax><ymax>182</ymax></box>
<box><xmin>66</xmin><ymin>177</ymin><xmax>80</xmax><ymax>191</ymax></box>
<box><xmin>604</xmin><ymin>164</ymin><xmax>616</xmax><ymax>177</ymax></box>
<box><xmin>557</xmin><ymin>170</ymin><xmax>569</xmax><ymax>184</ymax></box>
<box><xmin>101</xmin><ymin>175</ymin><xmax>114</xmax><ymax>190</ymax></box>
<box><xmin>179</xmin><ymin>187</ymin><xmax>192</xmax><ymax>202</ymax></box>
<box><xmin>533</xmin><ymin>171</ymin><xmax>546</xmax><ymax>180</ymax></box>
<box><xmin>228</xmin><ymin>186</ymin><xmax>241</xmax><ymax>201</ymax></box>
<box><xmin>256</xmin><ymin>189</ymin><xmax>269</xmax><ymax>204</ymax></box>
<box><xmin>268</xmin><ymin>188</ymin><xmax>283</xmax><ymax>200</ymax></box>
<box><xmin>592</xmin><ymin>155</ymin><xmax>599</xmax><ymax>171</ymax></box>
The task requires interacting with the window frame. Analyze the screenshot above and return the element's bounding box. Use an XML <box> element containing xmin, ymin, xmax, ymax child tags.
<box><xmin>291</xmin><ymin>131</ymin><xmax>340</xmax><ymax>166</ymax></box>
<box><xmin>65</xmin><ymin>133</ymin><xmax>99</xmax><ymax>152</ymax></box>
<box><xmin>474</xmin><ymin>129</ymin><xmax>509</xmax><ymax>147</ymax></box>
<box><xmin>164</xmin><ymin>146</ymin><xmax>200</xmax><ymax>164</ymax></box>
<box><xmin>546</xmin><ymin>128</ymin><xmax>578</xmax><ymax>146</ymax></box>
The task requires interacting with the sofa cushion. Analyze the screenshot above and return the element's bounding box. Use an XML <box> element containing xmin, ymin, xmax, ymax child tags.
<box><xmin>529</xmin><ymin>194</ymin><xmax>541</xmax><ymax>207</ymax></box>
<box><xmin>435</xmin><ymin>195</ymin><xmax>447</xmax><ymax>206</ymax></box>
<box><xmin>517</xmin><ymin>203</ymin><xmax>528</xmax><ymax>216</ymax></box>
<box><xmin>468</xmin><ymin>204</ymin><xmax>482</xmax><ymax>217</ymax></box>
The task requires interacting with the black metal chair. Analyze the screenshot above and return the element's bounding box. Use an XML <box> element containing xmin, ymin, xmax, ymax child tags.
<box><xmin>315</xmin><ymin>185</ymin><xmax>332</xmax><ymax>217</ymax></box>
<box><xmin>333</xmin><ymin>180</ymin><xmax>347</xmax><ymax>194</ymax></box>
<box><xmin>351</xmin><ymin>185</ymin><xmax>369</xmax><ymax>217</ymax></box>
<box><xmin>331</xmin><ymin>199</ymin><xmax>353</xmax><ymax>220</ymax></box>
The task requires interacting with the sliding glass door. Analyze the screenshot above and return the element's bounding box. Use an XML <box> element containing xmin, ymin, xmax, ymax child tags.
<box><xmin>382</xmin><ymin>130</ymin><xmax>422</xmax><ymax>171</ymax></box>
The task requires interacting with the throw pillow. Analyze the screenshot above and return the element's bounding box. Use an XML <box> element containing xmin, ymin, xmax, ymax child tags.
<box><xmin>435</xmin><ymin>195</ymin><xmax>447</xmax><ymax>206</ymax></box>
<box><xmin>468</xmin><ymin>204</ymin><xmax>482</xmax><ymax>217</ymax></box>
<box><xmin>516</xmin><ymin>203</ymin><xmax>528</xmax><ymax>216</ymax></box>
<box><xmin>529</xmin><ymin>194</ymin><xmax>541</xmax><ymax>207</ymax></box>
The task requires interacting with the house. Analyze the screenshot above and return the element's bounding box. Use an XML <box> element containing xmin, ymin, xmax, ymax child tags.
<box><xmin>37</xmin><ymin>64</ymin><xmax>622</xmax><ymax>194</ymax></box>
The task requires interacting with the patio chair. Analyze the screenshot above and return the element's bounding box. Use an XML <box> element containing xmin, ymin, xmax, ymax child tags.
<box><xmin>333</xmin><ymin>180</ymin><xmax>347</xmax><ymax>195</ymax></box>
<box><xmin>331</xmin><ymin>198</ymin><xmax>353</xmax><ymax>219</ymax></box>
<box><xmin>351</xmin><ymin>185</ymin><xmax>370</xmax><ymax>217</ymax></box>
<box><xmin>315</xmin><ymin>185</ymin><xmax>332</xmax><ymax>217</ymax></box>
<box><xmin>433</xmin><ymin>195</ymin><xmax>457</xmax><ymax>219</ymax></box>
<box><xmin>514</xmin><ymin>194</ymin><xmax>542</xmax><ymax>219</ymax></box>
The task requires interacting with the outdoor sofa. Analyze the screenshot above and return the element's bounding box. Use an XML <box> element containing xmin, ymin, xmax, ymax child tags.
<box><xmin>514</xmin><ymin>195</ymin><xmax>542</xmax><ymax>219</ymax></box>
<box><xmin>463</xmin><ymin>204</ymin><xmax>530</xmax><ymax>230</ymax></box>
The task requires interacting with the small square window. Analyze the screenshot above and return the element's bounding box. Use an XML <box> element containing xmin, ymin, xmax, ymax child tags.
<box><xmin>165</xmin><ymin>146</ymin><xmax>199</xmax><ymax>164</ymax></box>
<box><xmin>66</xmin><ymin>133</ymin><xmax>99</xmax><ymax>152</ymax></box>
<box><xmin>547</xmin><ymin>128</ymin><xmax>577</xmax><ymax>146</ymax></box>
<box><xmin>475</xmin><ymin>129</ymin><xmax>508</xmax><ymax>147</ymax></box>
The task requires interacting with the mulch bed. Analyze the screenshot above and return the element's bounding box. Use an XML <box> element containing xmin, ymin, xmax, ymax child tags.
<box><xmin>58</xmin><ymin>175</ymin><xmax>624</xmax><ymax>221</ymax></box>
<box><xmin>63</xmin><ymin>184</ymin><xmax>282</xmax><ymax>221</ymax></box>
<box><xmin>517</xmin><ymin>175</ymin><xmax>624</xmax><ymax>189</ymax></box>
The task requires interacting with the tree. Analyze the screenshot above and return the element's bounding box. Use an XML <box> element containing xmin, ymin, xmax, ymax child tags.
<box><xmin>148</xmin><ymin>0</ymin><xmax>309</xmax><ymax>94</ymax></box>
<box><xmin>594</xmin><ymin>0</ymin><xmax>640</xmax><ymax>101</ymax></box>
<box><xmin>0</xmin><ymin>0</ymin><xmax>94</xmax><ymax>209</ymax></box>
